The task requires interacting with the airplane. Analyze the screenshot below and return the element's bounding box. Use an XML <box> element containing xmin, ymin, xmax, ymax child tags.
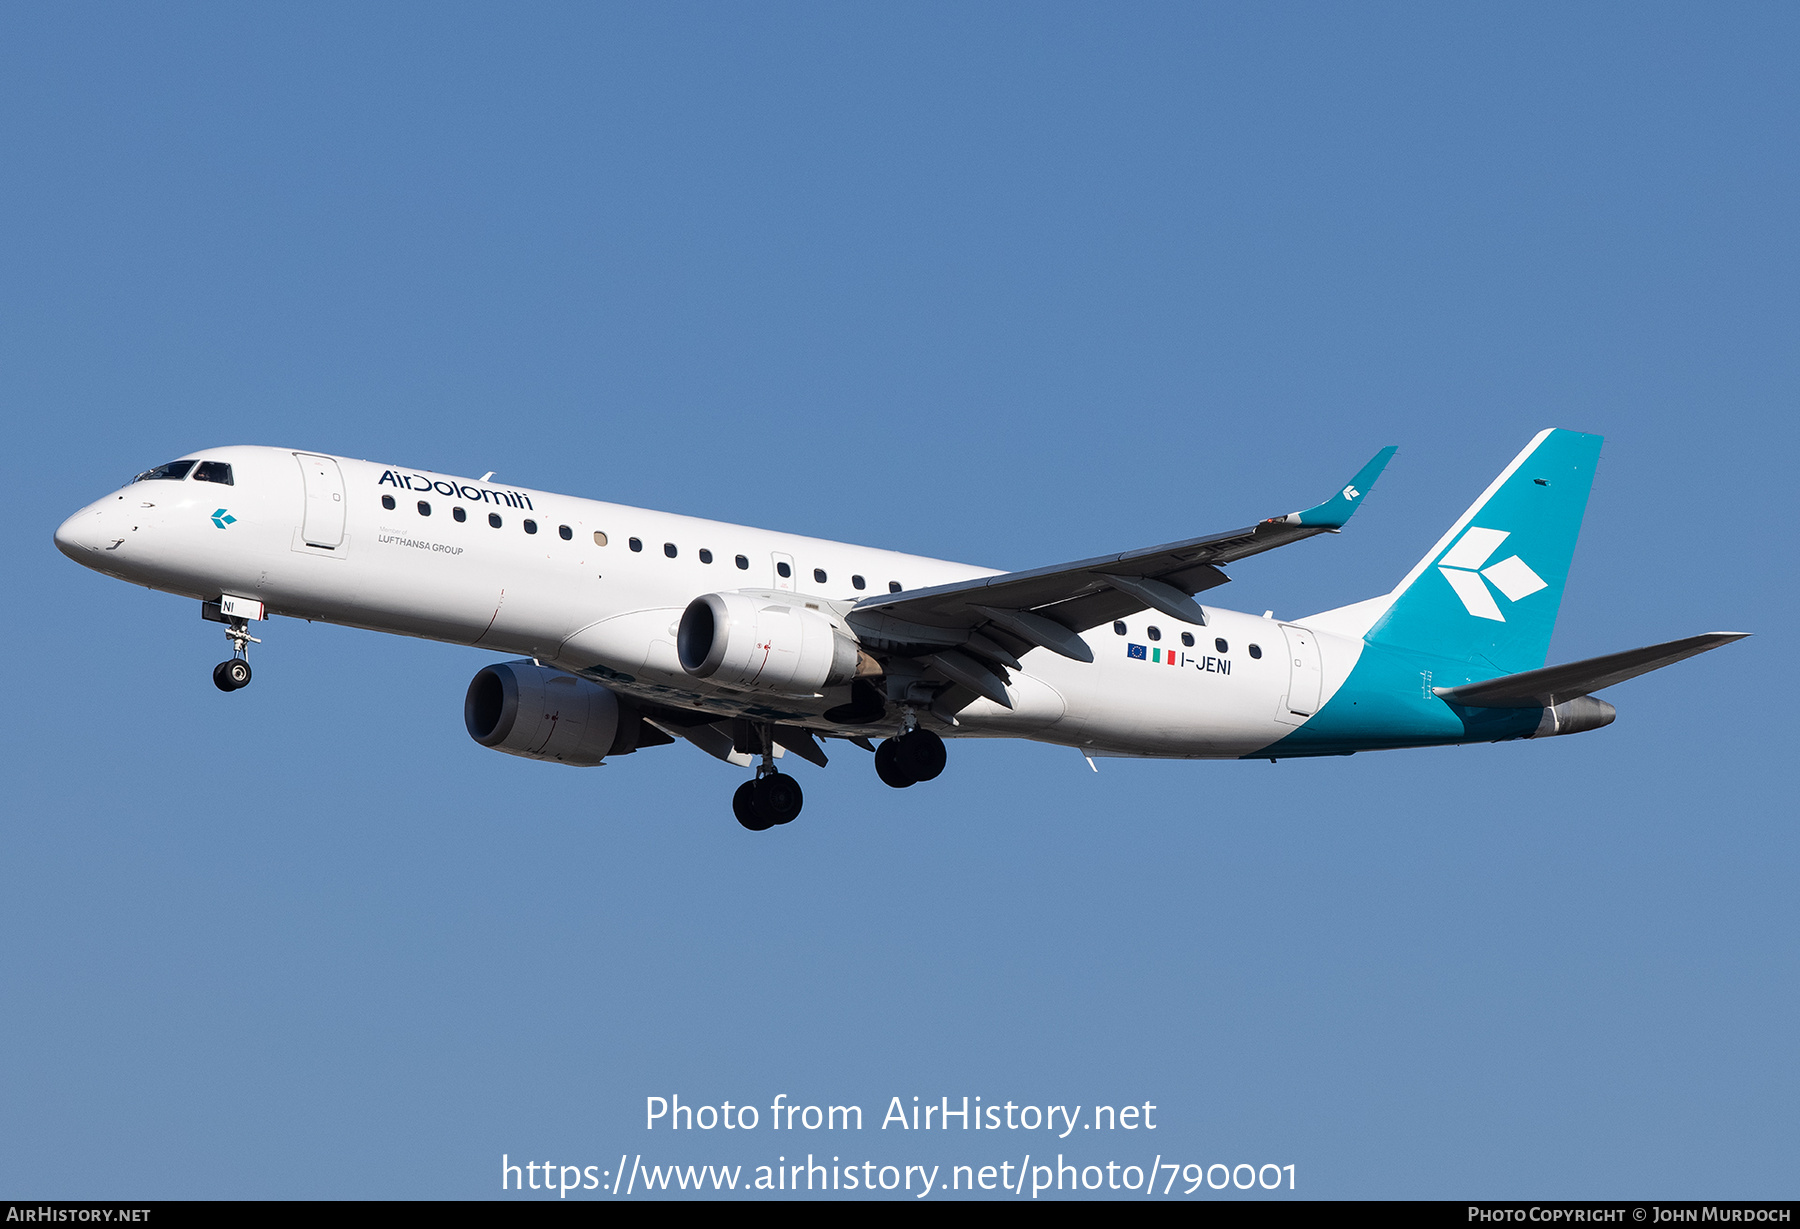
<box><xmin>53</xmin><ymin>429</ymin><xmax>1745</xmax><ymax>831</ymax></box>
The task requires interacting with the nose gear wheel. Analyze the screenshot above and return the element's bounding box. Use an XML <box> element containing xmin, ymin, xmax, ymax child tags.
<box><xmin>212</xmin><ymin>659</ymin><xmax>252</xmax><ymax>691</ymax></box>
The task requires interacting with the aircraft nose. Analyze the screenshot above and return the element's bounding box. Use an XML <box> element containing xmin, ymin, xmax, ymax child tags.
<box><xmin>54</xmin><ymin>505</ymin><xmax>106</xmax><ymax>561</ymax></box>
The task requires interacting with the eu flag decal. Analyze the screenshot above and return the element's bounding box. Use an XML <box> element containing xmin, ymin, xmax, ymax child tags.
<box><xmin>1127</xmin><ymin>643</ymin><xmax>1147</xmax><ymax>660</ymax></box>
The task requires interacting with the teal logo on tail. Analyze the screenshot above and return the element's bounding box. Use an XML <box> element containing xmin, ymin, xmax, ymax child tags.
<box><xmin>1365</xmin><ymin>429</ymin><xmax>1603</xmax><ymax>678</ymax></box>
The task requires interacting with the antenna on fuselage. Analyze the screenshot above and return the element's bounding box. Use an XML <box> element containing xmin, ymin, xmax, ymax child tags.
<box><xmin>479</xmin><ymin>471</ymin><xmax>495</xmax><ymax>482</ymax></box>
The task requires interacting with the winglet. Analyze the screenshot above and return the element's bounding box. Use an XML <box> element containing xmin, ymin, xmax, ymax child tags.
<box><xmin>1269</xmin><ymin>445</ymin><xmax>1398</xmax><ymax>529</ymax></box>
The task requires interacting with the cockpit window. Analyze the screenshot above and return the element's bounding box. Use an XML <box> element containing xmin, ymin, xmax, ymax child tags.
<box><xmin>193</xmin><ymin>461</ymin><xmax>234</xmax><ymax>485</ymax></box>
<box><xmin>132</xmin><ymin>460</ymin><xmax>195</xmax><ymax>483</ymax></box>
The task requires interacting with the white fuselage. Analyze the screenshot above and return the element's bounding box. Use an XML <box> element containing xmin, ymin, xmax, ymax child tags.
<box><xmin>56</xmin><ymin>446</ymin><xmax>1362</xmax><ymax>759</ymax></box>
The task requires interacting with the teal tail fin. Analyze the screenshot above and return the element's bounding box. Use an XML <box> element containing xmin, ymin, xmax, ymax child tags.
<box><xmin>1365</xmin><ymin>429</ymin><xmax>1603</xmax><ymax>676</ymax></box>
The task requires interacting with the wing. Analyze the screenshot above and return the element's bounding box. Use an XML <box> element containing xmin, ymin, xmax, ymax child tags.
<box><xmin>845</xmin><ymin>446</ymin><xmax>1397</xmax><ymax>706</ymax></box>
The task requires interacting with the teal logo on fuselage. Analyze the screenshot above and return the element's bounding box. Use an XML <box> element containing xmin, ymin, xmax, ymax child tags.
<box><xmin>211</xmin><ymin>508</ymin><xmax>236</xmax><ymax>528</ymax></box>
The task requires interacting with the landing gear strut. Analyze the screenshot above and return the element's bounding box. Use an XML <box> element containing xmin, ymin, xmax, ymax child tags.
<box><xmin>733</xmin><ymin>726</ymin><xmax>804</xmax><ymax>831</ymax></box>
<box><xmin>875</xmin><ymin>726</ymin><xmax>946</xmax><ymax>789</ymax></box>
<box><xmin>212</xmin><ymin>616</ymin><xmax>259</xmax><ymax>693</ymax></box>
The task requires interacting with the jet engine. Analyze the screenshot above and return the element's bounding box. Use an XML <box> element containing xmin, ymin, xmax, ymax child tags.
<box><xmin>677</xmin><ymin>591</ymin><xmax>863</xmax><ymax>695</ymax></box>
<box><xmin>464</xmin><ymin>660</ymin><xmax>642</xmax><ymax>765</ymax></box>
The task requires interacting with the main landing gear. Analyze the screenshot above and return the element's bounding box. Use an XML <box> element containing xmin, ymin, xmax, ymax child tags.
<box><xmin>875</xmin><ymin>727</ymin><xmax>946</xmax><ymax>789</ymax></box>
<box><xmin>733</xmin><ymin>726</ymin><xmax>804</xmax><ymax>831</ymax></box>
<box><xmin>728</xmin><ymin>721</ymin><xmax>949</xmax><ymax>830</ymax></box>
<box><xmin>212</xmin><ymin>614</ymin><xmax>259</xmax><ymax>693</ymax></box>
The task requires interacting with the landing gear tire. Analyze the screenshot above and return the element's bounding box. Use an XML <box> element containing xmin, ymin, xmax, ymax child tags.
<box><xmin>875</xmin><ymin>738</ymin><xmax>916</xmax><ymax>788</ymax></box>
<box><xmin>755</xmin><ymin>773</ymin><xmax>803</xmax><ymax>825</ymax></box>
<box><xmin>213</xmin><ymin>660</ymin><xmax>251</xmax><ymax>692</ymax></box>
<box><xmin>896</xmin><ymin>728</ymin><xmax>946</xmax><ymax>781</ymax></box>
<box><xmin>731</xmin><ymin>721</ymin><xmax>805</xmax><ymax>830</ymax></box>
<box><xmin>733</xmin><ymin>780</ymin><xmax>774</xmax><ymax>831</ymax></box>
<box><xmin>735</xmin><ymin>773</ymin><xmax>803</xmax><ymax>830</ymax></box>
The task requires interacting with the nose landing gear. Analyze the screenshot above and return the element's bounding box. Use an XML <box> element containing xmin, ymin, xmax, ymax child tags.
<box><xmin>732</xmin><ymin>725</ymin><xmax>805</xmax><ymax>831</ymax></box>
<box><xmin>208</xmin><ymin>609</ymin><xmax>260</xmax><ymax>693</ymax></box>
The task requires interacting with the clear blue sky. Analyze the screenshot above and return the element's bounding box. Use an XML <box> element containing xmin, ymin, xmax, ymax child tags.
<box><xmin>3</xmin><ymin>2</ymin><xmax>1794</xmax><ymax>1199</ymax></box>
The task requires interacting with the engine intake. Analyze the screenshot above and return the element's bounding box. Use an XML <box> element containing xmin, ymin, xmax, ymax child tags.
<box><xmin>464</xmin><ymin>660</ymin><xmax>641</xmax><ymax>765</ymax></box>
<box><xmin>677</xmin><ymin>591</ymin><xmax>862</xmax><ymax>695</ymax></box>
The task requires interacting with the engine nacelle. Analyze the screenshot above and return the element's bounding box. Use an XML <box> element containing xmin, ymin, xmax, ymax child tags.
<box><xmin>464</xmin><ymin>660</ymin><xmax>638</xmax><ymax>765</ymax></box>
<box><xmin>1529</xmin><ymin>695</ymin><xmax>1617</xmax><ymax>738</ymax></box>
<box><xmin>677</xmin><ymin>591</ymin><xmax>862</xmax><ymax>695</ymax></box>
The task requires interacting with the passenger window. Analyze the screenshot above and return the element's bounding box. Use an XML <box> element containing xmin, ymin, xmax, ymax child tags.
<box><xmin>1147</xmin><ymin>626</ymin><xmax>1161</xmax><ymax>642</ymax></box>
<box><xmin>813</xmin><ymin>568</ymin><xmax>827</xmax><ymax>584</ymax></box>
<box><xmin>776</xmin><ymin>561</ymin><xmax>792</xmax><ymax>578</ymax></box>
<box><xmin>889</xmin><ymin>581</ymin><xmax>902</xmax><ymax>593</ymax></box>
<box><xmin>594</xmin><ymin>531</ymin><xmax>608</xmax><ymax>546</ymax></box>
<box><xmin>559</xmin><ymin>525</ymin><xmax>572</xmax><ymax>540</ymax></box>
<box><xmin>852</xmin><ymin>574</ymin><xmax>866</xmax><ymax>590</ymax></box>
<box><xmin>524</xmin><ymin>520</ymin><xmax>538</xmax><ymax>534</ymax></box>
<box><xmin>1113</xmin><ymin>621</ymin><xmax>1127</xmax><ymax>635</ymax></box>
<box><xmin>735</xmin><ymin>555</ymin><xmax>749</xmax><ymax>570</ymax></box>
<box><xmin>664</xmin><ymin>542</ymin><xmax>677</xmax><ymax>558</ymax></box>
<box><xmin>417</xmin><ymin>501</ymin><xmax>431</xmax><ymax>516</ymax></box>
<box><xmin>699</xmin><ymin>548</ymin><xmax>713</xmax><ymax>563</ymax></box>
<box><xmin>629</xmin><ymin>537</ymin><xmax>642</xmax><ymax>552</ymax></box>
<box><xmin>453</xmin><ymin>507</ymin><xmax>466</xmax><ymax>522</ymax></box>
<box><xmin>193</xmin><ymin>461</ymin><xmax>234</xmax><ymax>485</ymax></box>
<box><xmin>489</xmin><ymin>513</ymin><xmax>503</xmax><ymax>528</ymax></box>
<box><xmin>133</xmin><ymin>460</ymin><xmax>195</xmax><ymax>483</ymax></box>
<box><xmin>1181</xmin><ymin>632</ymin><xmax>1194</xmax><ymax>647</ymax></box>
<box><xmin>381</xmin><ymin>495</ymin><xmax>395</xmax><ymax>510</ymax></box>
<box><xmin>1248</xmin><ymin>644</ymin><xmax>1263</xmax><ymax>660</ymax></box>
<box><xmin>1215</xmin><ymin>638</ymin><xmax>1229</xmax><ymax>654</ymax></box>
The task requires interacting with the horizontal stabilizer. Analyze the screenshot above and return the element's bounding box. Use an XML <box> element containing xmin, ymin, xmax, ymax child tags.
<box><xmin>1434</xmin><ymin>631</ymin><xmax>1749</xmax><ymax>709</ymax></box>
